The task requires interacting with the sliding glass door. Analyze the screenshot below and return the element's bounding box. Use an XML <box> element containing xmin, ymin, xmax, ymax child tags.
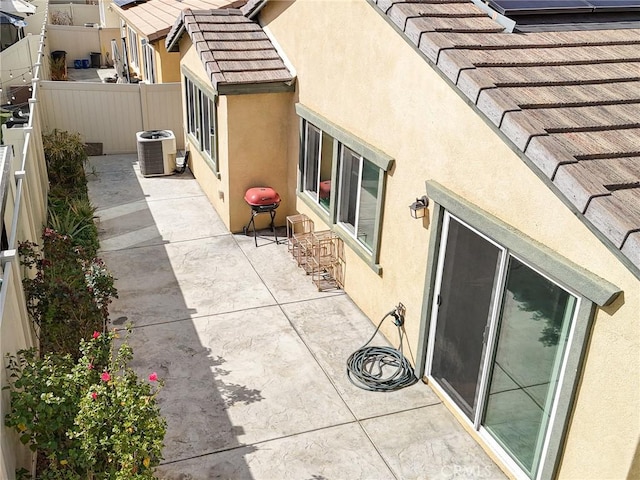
<box><xmin>429</xmin><ymin>215</ymin><xmax>502</xmax><ymax>419</ymax></box>
<box><xmin>482</xmin><ymin>258</ymin><xmax>576</xmax><ymax>476</ymax></box>
<box><xmin>427</xmin><ymin>213</ymin><xmax>579</xmax><ymax>479</ymax></box>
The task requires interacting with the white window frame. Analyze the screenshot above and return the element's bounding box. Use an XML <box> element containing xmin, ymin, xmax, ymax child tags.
<box><xmin>183</xmin><ymin>72</ymin><xmax>217</xmax><ymax>173</ymax></box>
<box><xmin>301</xmin><ymin>121</ymin><xmax>335</xmax><ymax>215</ymax></box>
<box><xmin>425</xmin><ymin>212</ymin><xmax>581</xmax><ymax>480</ymax></box>
<box><xmin>337</xmin><ymin>146</ymin><xmax>369</xmax><ymax>249</ymax></box>
<box><xmin>127</xmin><ymin>26</ymin><xmax>139</xmax><ymax>69</ymax></box>
<box><xmin>296</xmin><ymin>105</ymin><xmax>393</xmax><ymax>273</ymax></box>
<box><xmin>141</xmin><ymin>39</ymin><xmax>156</xmax><ymax>84</ymax></box>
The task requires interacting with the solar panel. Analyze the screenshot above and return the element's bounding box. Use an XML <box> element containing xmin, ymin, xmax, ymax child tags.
<box><xmin>487</xmin><ymin>0</ymin><xmax>640</xmax><ymax>15</ymax></box>
<box><xmin>113</xmin><ymin>0</ymin><xmax>146</xmax><ymax>8</ymax></box>
<box><xmin>589</xmin><ymin>0</ymin><xmax>640</xmax><ymax>11</ymax></box>
<box><xmin>487</xmin><ymin>0</ymin><xmax>592</xmax><ymax>15</ymax></box>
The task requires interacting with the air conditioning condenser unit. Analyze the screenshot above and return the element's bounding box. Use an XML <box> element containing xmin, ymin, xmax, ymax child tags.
<box><xmin>136</xmin><ymin>130</ymin><xmax>177</xmax><ymax>177</ymax></box>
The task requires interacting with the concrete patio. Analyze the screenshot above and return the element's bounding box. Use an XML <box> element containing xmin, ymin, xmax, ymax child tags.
<box><xmin>86</xmin><ymin>154</ymin><xmax>507</xmax><ymax>480</ymax></box>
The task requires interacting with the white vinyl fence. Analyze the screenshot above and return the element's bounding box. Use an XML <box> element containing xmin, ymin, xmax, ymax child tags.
<box><xmin>39</xmin><ymin>81</ymin><xmax>184</xmax><ymax>154</ymax></box>
<box><xmin>0</xmin><ymin>11</ymin><xmax>49</xmax><ymax>479</ymax></box>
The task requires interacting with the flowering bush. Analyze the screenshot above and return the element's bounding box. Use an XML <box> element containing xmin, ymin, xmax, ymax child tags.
<box><xmin>19</xmin><ymin>229</ymin><xmax>117</xmax><ymax>357</ymax></box>
<box><xmin>4</xmin><ymin>330</ymin><xmax>166</xmax><ymax>479</ymax></box>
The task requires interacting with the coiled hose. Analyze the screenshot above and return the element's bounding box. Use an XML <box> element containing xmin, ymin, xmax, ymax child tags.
<box><xmin>346</xmin><ymin>304</ymin><xmax>418</xmax><ymax>392</ymax></box>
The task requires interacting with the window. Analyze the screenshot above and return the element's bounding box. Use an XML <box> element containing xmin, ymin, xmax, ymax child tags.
<box><xmin>483</xmin><ymin>256</ymin><xmax>577</xmax><ymax>476</ymax></box>
<box><xmin>184</xmin><ymin>74</ymin><xmax>217</xmax><ymax>172</ymax></box>
<box><xmin>417</xmin><ymin>181</ymin><xmax>621</xmax><ymax>480</ymax></box>
<box><xmin>127</xmin><ymin>26</ymin><xmax>139</xmax><ymax>68</ymax></box>
<box><xmin>296</xmin><ymin>104</ymin><xmax>393</xmax><ymax>271</ymax></box>
<box><xmin>337</xmin><ymin>147</ymin><xmax>380</xmax><ymax>252</ymax></box>
<box><xmin>141</xmin><ymin>39</ymin><xmax>156</xmax><ymax>84</ymax></box>
<box><xmin>302</xmin><ymin>122</ymin><xmax>334</xmax><ymax>213</ymax></box>
<box><xmin>185</xmin><ymin>77</ymin><xmax>196</xmax><ymax>136</ymax></box>
<box><xmin>199</xmin><ymin>90</ymin><xmax>214</xmax><ymax>159</ymax></box>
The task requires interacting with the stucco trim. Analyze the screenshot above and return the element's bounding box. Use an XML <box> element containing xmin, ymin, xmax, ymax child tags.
<box><xmin>181</xmin><ymin>65</ymin><xmax>216</xmax><ymax>99</ymax></box>
<box><xmin>296</xmin><ymin>191</ymin><xmax>331</xmax><ymax>224</ymax></box>
<box><xmin>295</xmin><ymin>103</ymin><xmax>394</xmax><ymax>172</ymax></box>
<box><xmin>333</xmin><ymin>226</ymin><xmax>383</xmax><ymax>275</ymax></box>
<box><xmin>415</xmin><ymin>202</ymin><xmax>445</xmax><ymax>378</ymax></box>
<box><xmin>539</xmin><ymin>301</ymin><xmax>596</xmax><ymax>480</ymax></box>
<box><xmin>425</xmin><ymin>181</ymin><xmax>621</xmax><ymax>307</ymax></box>
<box><xmin>217</xmin><ymin>81</ymin><xmax>296</xmax><ymax>96</ymax></box>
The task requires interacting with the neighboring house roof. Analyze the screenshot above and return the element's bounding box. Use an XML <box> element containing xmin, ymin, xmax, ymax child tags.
<box><xmin>372</xmin><ymin>0</ymin><xmax>640</xmax><ymax>276</ymax></box>
<box><xmin>114</xmin><ymin>0</ymin><xmax>245</xmax><ymax>42</ymax></box>
<box><xmin>166</xmin><ymin>9</ymin><xmax>294</xmax><ymax>93</ymax></box>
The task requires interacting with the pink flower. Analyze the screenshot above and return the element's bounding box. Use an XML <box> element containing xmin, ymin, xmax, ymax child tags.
<box><xmin>92</xmin><ymin>331</ymin><xmax>100</xmax><ymax>339</ymax></box>
<box><xmin>101</xmin><ymin>372</ymin><xmax>110</xmax><ymax>382</ymax></box>
<box><xmin>148</xmin><ymin>372</ymin><xmax>158</xmax><ymax>382</ymax></box>
<box><xmin>87</xmin><ymin>363</ymin><xmax>94</xmax><ymax>370</ymax></box>
<box><xmin>91</xmin><ymin>391</ymin><xmax>98</xmax><ymax>400</ymax></box>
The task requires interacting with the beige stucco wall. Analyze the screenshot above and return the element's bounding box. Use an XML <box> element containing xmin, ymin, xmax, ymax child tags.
<box><xmin>46</xmin><ymin>25</ymin><xmax>102</xmax><ymax>67</ymax></box>
<box><xmin>178</xmin><ymin>35</ymin><xmax>294</xmax><ymax>233</ymax></box>
<box><xmin>261</xmin><ymin>1</ymin><xmax>640</xmax><ymax>479</ymax></box>
<box><xmin>154</xmin><ymin>40</ymin><xmax>181</xmax><ymax>83</ymax></box>
<box><xmin>225</xmin><ymin>93</ymin><xmax>294</xmax><ymax>232</ymax></box>
<box><xmin>98</xmin><ymin>28</ymin><xmax>122</xmax><ymax>67</ymax></box>
<box><xmin>99</xmin><ymin>0</ymin><xmax>121</xmax><ymax>29</ymax></box>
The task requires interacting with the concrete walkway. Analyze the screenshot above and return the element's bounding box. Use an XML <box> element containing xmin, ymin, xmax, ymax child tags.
<box><xmin>87</xmin><ymin>154</ymin><xmax>507</xmax><ymax>480</ymax></box>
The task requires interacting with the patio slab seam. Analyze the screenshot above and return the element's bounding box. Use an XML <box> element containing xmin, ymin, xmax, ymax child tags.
<box><xmin>234</xmin><ymin>234</ymin><xmax>406</xmax><ymax>479</ymax></box>
<box><xmin>157</xmin><ymin>419</ymin><xmax>360</xmax><ymax>466</ymax></box>
<box><xmin>89</xmin><ymin>154</ymin><xmax>506</xmax><ymax>479</ymax></box>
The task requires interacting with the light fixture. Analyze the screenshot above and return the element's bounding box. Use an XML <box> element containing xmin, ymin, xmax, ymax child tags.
<box><xmin>409</xmin><ymin>195</ymin><xmax>429</xmax><ymax>219</ymax></box>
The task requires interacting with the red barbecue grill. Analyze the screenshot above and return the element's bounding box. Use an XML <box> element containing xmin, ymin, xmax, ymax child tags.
<box><xmin>242</xmin><ymin>187</ymin><xmax>281</xmax><ymax>246</ymax></box>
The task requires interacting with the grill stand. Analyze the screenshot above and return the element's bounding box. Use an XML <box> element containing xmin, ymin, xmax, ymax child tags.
<box><xmin>242</xmin><ymin>204</ymin><xmax>279</xmax><ymax>247</ymax></box>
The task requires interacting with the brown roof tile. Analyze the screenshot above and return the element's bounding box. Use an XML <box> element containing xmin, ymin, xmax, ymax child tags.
<box><xmin>115</xmin><ymin>0</ymin><xmax>246</xmax><ymax>42</ymax></box>
<box><xmin>167</xmin><ymin>8</ymin><xmax>294</xmax><ymax>91</ymax></box>
<box><xmin>372</xmin><ymin>0</ymin><xmax>640</xmax><ymax>275</ymax></box>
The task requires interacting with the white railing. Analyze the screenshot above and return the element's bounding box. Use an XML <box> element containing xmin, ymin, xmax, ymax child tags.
<box><xmin>0</xmin><ymin>6</ymin><xmax>49</xmax><ymax>478</ymax></box>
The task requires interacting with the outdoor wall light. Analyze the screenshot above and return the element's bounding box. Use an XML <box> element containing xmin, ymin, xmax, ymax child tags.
<box><xmin>409</xmin><ymin>195</ymin><xmax>429</xmax><ymax>219</ymax></box>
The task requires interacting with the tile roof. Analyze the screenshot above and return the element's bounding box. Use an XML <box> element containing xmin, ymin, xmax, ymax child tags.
<box><xmin>114</xmin><ymin>0</ymin><xmax>245</xmax><ymax>42</ymax></box>
<box><xmin>166</xmin><ymin>9</ymin><xmax>294</xmax><ymax>91</ymax></box>
<box><xmin>372</xmin><ymin>0</ymin><xmax>640</xmax><ymax>276</ymax></box>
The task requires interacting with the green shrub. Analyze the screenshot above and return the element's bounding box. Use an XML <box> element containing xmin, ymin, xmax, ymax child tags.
<box><xmin>4</xmin><ymin>330</ymin><xmax>166</xmax><ymax>479</ymax></box>
<box><xmin>48</xmin><ymin>197</ymin><xmax>99</xmax><ymax>257</ymax></box>
<box><xmin>43</xmin><ymin>130</ymin><xmax>87</xmax><ymax>197</ymax></box>
<box><xmin>19</xmin><ymin>229</ymin><xmax>117</xmax><ymax>357</ymax></box>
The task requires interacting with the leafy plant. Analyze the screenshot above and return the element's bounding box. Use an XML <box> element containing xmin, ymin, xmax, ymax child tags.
<box><xmin>19</xmin><ymin>229</ymin><xmax>117</xmax><ymax>357</ymax></box>
<box><xmin>48</xmin><ymin>197</ymin><xmax>98</xmax><ymax>256</ymax></box>
<box><xmin>4</xmin><ymin>330</ymin><xmax>166</xmax><ymax>479</ymax></box>
<box><xmin>43</xmin><ymin>130</ymin><xmax>88</xmax><ymax>194</ymax></box>
<box><xmin>50</xmin><ymin>57</ymin><xmax>68</xmax><ymax>81</ymax></box>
